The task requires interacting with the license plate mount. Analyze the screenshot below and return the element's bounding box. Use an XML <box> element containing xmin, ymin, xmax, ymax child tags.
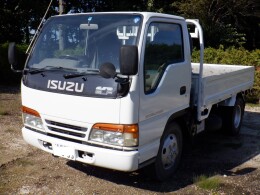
<box><xmin>53</xmin><ymin>143</ymin><xmax>76</xmax><ymax>160</ymax></box>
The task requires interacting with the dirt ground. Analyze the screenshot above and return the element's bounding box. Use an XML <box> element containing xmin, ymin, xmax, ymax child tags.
<box><xmin>0</xmin><ymin>87</ymin><xmax>260</xmax><ymax>194</ymax></box>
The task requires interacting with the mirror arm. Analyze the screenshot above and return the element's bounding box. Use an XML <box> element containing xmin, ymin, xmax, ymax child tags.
<box><xmin>11</xmin><ymin>65</ymin><xmax>23</xmax><ymax>73</ymax></box>
<box><xmin>116</xmin><ymin>76</ymin><xmax>130</xmax><ymax>97</ymax></box>
<box><xmin>115</xmin><ymin>76</ymin><xmax>129</xmax><ymax>84</ymax></box>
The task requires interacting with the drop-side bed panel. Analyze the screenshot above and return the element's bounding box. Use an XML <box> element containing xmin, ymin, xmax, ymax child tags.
<box><xmin>191</xmin><ymin>63</ymin><xmax>254</xmax><ymax>108</ymax></box>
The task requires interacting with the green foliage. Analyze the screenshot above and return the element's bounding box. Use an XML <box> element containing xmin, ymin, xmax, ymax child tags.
<box><xmin>0</xmin><ymin>0</ymin><xmax>54</xmax><ymax>44</ymax></box>
<box><xmin>224</xmin><ymin>24</ymin><xmax>246</xmax><ymax>47</ymax></box>
<box><xmin>0</xmin><ymin>0</ymin><xmax>259</xmax><ymax>49</ymax></box>
<box><xmin>173</xmin><ymin>0</ymin><xmax>257</xmax><ymax>49</ymax></box>
<box><xmin>192</xmin><ymin>46</ymin><xmax>260</xmax><ymax>103</ymax></box>
<box><xmin>192</xmin><ymin>46</ymin><xmax>260</xmax><ymax>67</ymax></box>
<box><xmin>0</xmin><ymin>108</ymin><xmax>9</xmax><ymax>116</ymax></box>
<box><xmin>146</xmin><ymin>0</ymin><xmax>177</xmax><ymax>13</ymax></box>
<box><xmin>194</xmin><ymin>175</ymin><xmax>221</xmax><ymax>190</ymax></box>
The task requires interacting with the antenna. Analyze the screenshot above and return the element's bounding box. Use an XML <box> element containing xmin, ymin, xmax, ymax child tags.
<box><xmin>59</xmin><ymin>0</ymin><xmax>64</xmax><ymax>15</ymax></box>
<box><xmin>26</xmin><ymin>0</ymin><xmax>54</xmax><ymax>54</ymax></box>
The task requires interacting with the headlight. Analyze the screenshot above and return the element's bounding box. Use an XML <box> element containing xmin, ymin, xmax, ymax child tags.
<box><xmin>22</xmin><ymin>106</ymin><xmax>45</xmax><ymax>131</ymax></box>
<box><xmin>89</xmin><ymin>123</ymin><xmax>138</xmax><ymax>147</ymax></box>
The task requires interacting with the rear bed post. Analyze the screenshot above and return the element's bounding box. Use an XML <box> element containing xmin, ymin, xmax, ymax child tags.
<box><xmin>186</xmin><ymin>19</ymin><xmax>204</xmax><ymax>122</ymax></box>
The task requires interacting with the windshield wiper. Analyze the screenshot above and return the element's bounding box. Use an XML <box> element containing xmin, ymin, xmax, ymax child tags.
<box><xmin>63</xmin><ymin>70</ymin><xmax>99</xmax><ymax>79</ymax></box>
<box><xmin>27</xmin><ymin>66</ymin><xmax>77</xmax><ymax>75</ymax></box>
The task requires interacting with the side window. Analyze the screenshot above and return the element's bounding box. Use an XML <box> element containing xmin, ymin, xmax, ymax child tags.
<box><xmin>144</xmin><ymin>22</ymin><xmax>184</xmax><ymax>94</ymax></box>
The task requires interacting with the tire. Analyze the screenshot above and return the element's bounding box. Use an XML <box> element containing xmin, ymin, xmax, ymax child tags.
<box><xmin>222</xmin><ymin>97</ymin><xmax>245</xmax><ymax>136</ymax></box>
<box><xmin>154</xmin><ymin>122</ymin><xmax>183</xmax><ymax>181</ymax></box>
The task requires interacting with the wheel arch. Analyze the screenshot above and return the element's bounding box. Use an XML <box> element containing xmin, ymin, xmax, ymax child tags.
<box><xmin>219</xmin><ymin>92</ymin><xmax>245</xmax><ymax>107</ymax></box>
<box><xmin>163</xmin><ymin>109</ymin><xmax>190</xmax><ymax>143</ymax></box>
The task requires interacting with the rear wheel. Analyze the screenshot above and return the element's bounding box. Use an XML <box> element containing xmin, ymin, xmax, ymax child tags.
<box><xmin>154</xmin><ymin>122</ymin><xmax>183</xmax><ymax>181</ymax></box>
<box><xmin>222</xmin><ymin>97</ymin><xmax>245</xmax><ymax>136</ymax></box>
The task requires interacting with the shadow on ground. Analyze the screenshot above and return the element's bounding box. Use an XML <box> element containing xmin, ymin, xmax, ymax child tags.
<box><xmin>67</xmin><ymin>110</ymin><xmax>260</xmax><ymax>193</ymax></box>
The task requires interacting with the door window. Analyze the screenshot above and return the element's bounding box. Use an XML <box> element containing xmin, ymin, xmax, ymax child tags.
<box><xmin>144</xmin><ymin>22</ymin><xmax>184</xmax><ymax>94</ymax></box>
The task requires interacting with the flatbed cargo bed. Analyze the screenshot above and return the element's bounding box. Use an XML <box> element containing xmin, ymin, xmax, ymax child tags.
<box><xmin>191</xmin><ymin>63</ymin><xmax>254</xmax><ymax>119</ymax></box>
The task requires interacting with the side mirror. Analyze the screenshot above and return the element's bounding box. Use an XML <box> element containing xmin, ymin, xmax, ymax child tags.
<box><xmin>99</xmin><ymin>62</ymin><xmax>116</xmax><ymax>79</ymax></box>
<box><xmin>8</xmin><ymin>42</ymin><xmax>23</xmax><ymax>72</ymax></box>
<box><xmin>120</xmin><ymin>45</ymin><xmax>138</xmax><ymax>75</ymax></box>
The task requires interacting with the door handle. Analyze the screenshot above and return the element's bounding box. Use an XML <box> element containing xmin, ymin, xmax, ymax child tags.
<box><xmin>180</xmin><ymin>86</ymin><xmax>186</xmax><ymax>95</ymax></box>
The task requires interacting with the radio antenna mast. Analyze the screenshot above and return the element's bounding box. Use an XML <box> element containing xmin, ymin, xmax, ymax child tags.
<box><xmin>26</xmin><ymin>0</ymin><xmax>54</xmax><ymax>54</ymax></box>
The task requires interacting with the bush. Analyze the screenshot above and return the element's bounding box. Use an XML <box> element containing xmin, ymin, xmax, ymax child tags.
<box><xmin>194</xmin><ymin>175</ymin><xmax>221</xmax><ymax>190</ymax></box>
<box><xmin>192</xmin><ymin>46</ymin><xmax>260</xmax><ymax>104</ymax></box>
<box><xmin>0</xmin><ymin>43</ymin><xmax>27</xmax><ymax>85</ymax></box>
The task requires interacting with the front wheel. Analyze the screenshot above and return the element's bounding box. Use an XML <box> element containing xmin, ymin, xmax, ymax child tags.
<box><xmin>154</xmin><ymin>122</ymin><xmax>183</xmax><ymax>181</ymax></box>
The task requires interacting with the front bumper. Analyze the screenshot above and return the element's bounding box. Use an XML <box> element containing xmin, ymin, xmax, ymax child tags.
<box><xmin>22</xmin><ymin>127</ymin><xmax>139</xmax><ymax>172</ymax></box>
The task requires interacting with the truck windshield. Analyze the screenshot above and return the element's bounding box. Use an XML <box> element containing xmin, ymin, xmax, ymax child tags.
<box><xmin>26</xmin><ymin>14</ymin><xmax>142</xmax><ymax>73</ymax></box>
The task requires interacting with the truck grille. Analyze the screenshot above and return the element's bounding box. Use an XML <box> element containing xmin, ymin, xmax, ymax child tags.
<box><xmin>45</xmin><ymin>120</ymin><xmax>88</xmax><ymax>142</ymax></box>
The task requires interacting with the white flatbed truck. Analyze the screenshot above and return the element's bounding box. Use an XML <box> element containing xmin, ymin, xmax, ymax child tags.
<box><xmin>8</xmin><ymin>12</ymin><xmax>254</xmax><ymax>180</ymax></box>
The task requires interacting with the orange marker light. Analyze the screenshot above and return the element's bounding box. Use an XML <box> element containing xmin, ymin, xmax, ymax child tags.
<box><xmin>22</xmin><ymin>106</ymin><xmax>40</xmax><ymax>117</ymax></box>
<box><xmin>93</xmin><ymin>123</ymin><xmax>138</xmax><ymax>135</ymax></box>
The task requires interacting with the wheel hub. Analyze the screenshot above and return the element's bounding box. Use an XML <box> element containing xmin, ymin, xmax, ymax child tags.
<box><xmin>161</xmin><ymin>134</ymin><xmax>178</xmax><ymax>170</ymax></box>
<box><xmin>234</xmin><ymin>105</ymin><xmax>242</xmax><ymax>129</ymax></box>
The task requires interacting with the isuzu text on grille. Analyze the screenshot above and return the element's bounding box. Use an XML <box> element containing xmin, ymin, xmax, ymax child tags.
<box><xmin>47</xmin><ymin>80</ymin><xmax>84</xmax><ymax>92</ymax></box>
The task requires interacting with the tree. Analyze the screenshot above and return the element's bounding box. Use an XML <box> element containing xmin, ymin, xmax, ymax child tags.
<box><xmin>0</xmin><ymin>0</ymin><xmax>56</xmax><ymax>44</ymax></box>
<box><xmin>172</xmin><ymin>0</ymin><xmax>258</xmax><ymax>48</ymax></box>
<box><xmin>0</xmin><ymin>0</ymin><xmax>24</xmax><ymax>43</ymax></box>
<box><xmin>0</xmin><ymin>0</ymin><xmax>144</xmax><ymax>44</ymax></box>
<box><xmin>146</xmin><ymin>0</ymin><xmax>177</xmax><ymax>13</ymax></box>
<box><xmin>0</xmin><ymin>0</ymin><xmax>259</xmax><ymax>49</ymax></box>
<box><xmin>61</xmin><ymin>0</ymin><xmax>147</xmax><ymax>12</ymax></box>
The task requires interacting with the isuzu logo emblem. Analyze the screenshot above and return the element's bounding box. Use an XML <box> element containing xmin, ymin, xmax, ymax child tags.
<box><xmin>47</xmin><ymin>80</ymin><xmax>84</xmax><ymax>93</ymax></box>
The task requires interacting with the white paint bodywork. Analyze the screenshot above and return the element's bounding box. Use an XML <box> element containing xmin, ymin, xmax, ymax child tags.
<box><xmin>191</xmin><ymin>63</ymin><xmax>255</xmax><ymax>120</ymax></box>
<box><xmin>22</xmin><ymin>84</ymin><xmax>121</xmax><ymax>124</ymax></box>
<box><xmin>21</xmin><ymin>82</ymin><xmax>140</xmax><ymax>171</ymax></box>
<box><xmin>22</xmin><ymin>127</ymin><xmax>139</xmax><ymax>171</ymax></box>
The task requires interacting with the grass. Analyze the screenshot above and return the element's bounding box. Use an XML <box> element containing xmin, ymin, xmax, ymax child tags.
<box><xmin>0</xmin><ymin>96</ymin><xmax>21</xmax><ymax>116</ymax></box>
<box><xmin>246</xmin><ymin>103</ymin><xmax>260</xmax><ymax>108</ymax></box>
<box><xmin>4</xmin><ymin>128</ymin><xmax>16</xmax><ymax>133</ymax></box>
<box><xmin>0</xmin><ymin>107</ymin><xmax>9</xmax><ymax>116</ymax></box>
<box><xmin>194</xmin><ymin>175</ymin><xmax>222</xmax><ymax>190</ymax></box>
<box><xmin>0</xmin><ymin>144</ymin><xmax>5</xmax><ymax>150</ymax></box>
<box><xmin>17</xmin><ymin>159</ymin><xmax>35</xmax><ymax>167</ymax></box>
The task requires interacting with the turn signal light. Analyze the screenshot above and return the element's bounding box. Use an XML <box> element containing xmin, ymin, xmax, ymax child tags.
<box><xmin>22</xmin><ymin>106</ymin><xmax>40</xmax><ymax>117</ymax></box>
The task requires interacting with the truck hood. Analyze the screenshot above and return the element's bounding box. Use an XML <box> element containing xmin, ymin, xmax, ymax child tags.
<box><xmin>21</xmin><ymin>84</ymin><xmax>120</xmax><ymax>125</ymax></box>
